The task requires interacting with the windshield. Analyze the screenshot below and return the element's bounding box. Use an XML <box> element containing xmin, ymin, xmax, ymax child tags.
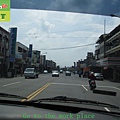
<box><xmin>0</xmin><ymin>0</ymin><xmax>120</xmax><ymax>116</ymax></box>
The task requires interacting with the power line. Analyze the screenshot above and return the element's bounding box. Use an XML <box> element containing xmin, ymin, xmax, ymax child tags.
<box><xmin>40</xmin><ymin>43</ymin><xmax>96</xmax><ymax>50</ymax></box>
<box><xmin>18</xmin><ymin>26</ymin><xmax>114</xmax><ymax>36</ymax></box>
<box><xmin>18</xmin><ymin>34</ymin><xmax>98</xmax><ymax>39</ymax></box>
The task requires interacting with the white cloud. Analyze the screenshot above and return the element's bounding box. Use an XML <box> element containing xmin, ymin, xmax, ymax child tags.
<box><xmin>0</xmin><ymin>9</ymin><xmax>120</xmax><ymax>67</ymax></box>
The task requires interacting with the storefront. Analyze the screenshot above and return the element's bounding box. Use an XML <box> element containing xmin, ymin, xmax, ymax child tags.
<box><xmin>96</xmin><ymin>57</ymin><xmax>120</xmax><ymax>81</ymax></box>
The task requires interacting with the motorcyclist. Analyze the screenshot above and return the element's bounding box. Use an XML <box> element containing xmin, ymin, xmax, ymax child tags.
<box><xmin>88</xmin><ymin>72</ymin><xmax>96</xmax><ymax>90</ymax></box>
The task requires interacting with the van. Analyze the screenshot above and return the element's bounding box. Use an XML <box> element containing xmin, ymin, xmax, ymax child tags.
<box><xmin>24</xmin><ymin>68</ymin><xmax>39</xmax><ymax>78</ymax></box>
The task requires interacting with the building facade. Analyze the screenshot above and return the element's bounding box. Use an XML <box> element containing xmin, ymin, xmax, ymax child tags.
<box><xmin>15</xmin><ymin>42</ymin><xmax>29</xmax><ymax>74</ymax></box>
<box><xmin>46</xmin><ymin>60</ymin><xmax>56</xmax><ymax>73</ymax></box>
<box><xmin>31</xmin><ymin>50</ymin><xmax>41</xmax><ymax>72</ymax></box>
<box><xmin>40</xmin><ymin>55</ymin><xmax>46</xmax><ymax>73</ymax></box>
<box><xmin>0</xmin><ymin>26</ymin><xmax>10</xmax><ymax>77</ymax></box>
<box><xmin>95</xmin><ymin>24</ymin><xmax>120</xmax><ymax>81</ymax></box>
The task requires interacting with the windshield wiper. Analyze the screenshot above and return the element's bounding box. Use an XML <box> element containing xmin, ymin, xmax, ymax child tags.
<box><xmin>0</xmin><ymin>93</ymin><xmax>27</xmax><ymax>100</ymax></box>
<box><xmin>30</xmin><ymin>96</ymin><xmax>119</xmax><ymax>109</ymax></box>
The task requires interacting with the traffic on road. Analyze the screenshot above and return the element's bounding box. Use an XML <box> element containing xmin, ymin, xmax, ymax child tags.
<box><xmin>0</xmin><ymin>0</ymin><xmax>120</xmax><ymax>119</ymax></box>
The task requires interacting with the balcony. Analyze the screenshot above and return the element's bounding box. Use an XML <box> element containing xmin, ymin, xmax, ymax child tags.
<box><xmin>106</xmin><ymin>44</ymin><xmax>120</xmax><ymax>55</ymax></box>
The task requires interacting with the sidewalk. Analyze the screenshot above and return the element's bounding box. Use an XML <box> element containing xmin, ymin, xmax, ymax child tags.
<box><xmin>0</xmin><ymin>74</ymin><xmax>23</xmax><ymax>79</ymax></box>
<box><xmin>104</xmin><ymin>78</ymin><xmax>120</xmax><ymax>83</ymax></box>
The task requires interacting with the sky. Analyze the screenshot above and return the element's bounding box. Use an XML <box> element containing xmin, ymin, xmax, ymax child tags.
<box><xmin>0</xmin><ymin>8</ymin><xmax>120</xmax><ymax>67</ymax></box>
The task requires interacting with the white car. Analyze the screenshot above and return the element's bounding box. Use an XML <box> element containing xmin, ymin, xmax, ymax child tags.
<box><xmin>60</xmin><ymin>70</ymin><xmax>63</xmax><ymax>73</ymax></box>
<box><xmin>94</xmin><ymin>73</ymin><xmax>103</xmax><ymax>80</ymax></box>
<box><xmin>52</xmin><ymin>70</ymin><xmax>59</xmax><ymax>77</ymax></box>
<box><xmin>65</xmin><ymin>71</ymin><xmax>71</xmax><ymax>76</ymax></box>
<box><xmin>43</xmin><ymin>70</ymin><xmax>48</xmax><ymax>74</ymax></box>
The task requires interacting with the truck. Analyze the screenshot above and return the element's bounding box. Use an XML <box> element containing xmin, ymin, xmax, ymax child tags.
<box><xmin>24</xmin><ymin>66</ymin><xmax>39</xmax><ymax>79</ymax></box>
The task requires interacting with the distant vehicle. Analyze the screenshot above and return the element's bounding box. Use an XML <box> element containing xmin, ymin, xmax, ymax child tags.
<box><xmin>83</xmin><ymin>71</ymin><xmax>89</xmax><ymax>78</ymax></box>
<box><xmin>52</xmin><ymin>70</ymin><xmax>59</xmax><ymax>77</ymax></box>
<box><xmin>94</xmin><ymin>73</ymin><xmax>104</xmax><ymax>80</ymax></box>
<box><xmin>65</xmin><ymin>71</ymin><xmax>71</xmax><ymax>76</ymax></box>
<box><xmin>60</xmin><ymin>70</ymin><xmax>63</xmax><ymax>73</ymax></box>
<box><xmin>24</xmin><ymin>67</ymin><xmax>39</xmax><ymax>79</ymax></box>
<box><xmin>43</xmin><ymin>70</ymin><xmax>48</xmax><ymax>74</ymax></box>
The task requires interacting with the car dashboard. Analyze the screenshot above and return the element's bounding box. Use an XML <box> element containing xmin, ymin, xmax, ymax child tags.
<box><xmin>0</xmin><ymin>100</ymin><xmax>120</xmax><ymax>120</ymax></box>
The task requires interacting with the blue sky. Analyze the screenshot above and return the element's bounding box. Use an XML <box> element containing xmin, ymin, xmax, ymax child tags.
<box><xmin>0</xmin><ymin>9</ymin><xmax>120</xmax><ymax>67</ymax></box>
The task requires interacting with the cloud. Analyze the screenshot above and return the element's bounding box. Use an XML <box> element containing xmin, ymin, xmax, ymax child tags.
<box><xmin>40</xmin><ymin>19</ymin><xmax>55</xmax><ymax>32</ymax></box>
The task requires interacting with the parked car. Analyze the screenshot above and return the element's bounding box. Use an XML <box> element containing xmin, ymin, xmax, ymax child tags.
<box><xmin>43</xmin><ymin>70</ymin><xmax>48</xmax><ymax>74</ymax></box>
<box><xmin>24</xmin><ymin>68</ymin><xmax>39</xmax><ymax>78</ymax></box>
<box><xmin>94</xmin><ymin>73</ymin><xmax>104</xmax><ymax>80</ymax></box>
<box><xmin>65</xmin><ymin>71</ymin><xmax>71</xmax><ymax>76</ymax></box>
<box><xmin>52</xmin><ymin>70</ymin><xmax>59</xmax><ymax>77</ymax></box>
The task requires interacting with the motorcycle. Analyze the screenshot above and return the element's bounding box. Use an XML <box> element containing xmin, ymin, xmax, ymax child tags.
<box><xmin>89</xmin><ymin>79</ymin><xmax>96</xmax><ymax>90</ymax></box>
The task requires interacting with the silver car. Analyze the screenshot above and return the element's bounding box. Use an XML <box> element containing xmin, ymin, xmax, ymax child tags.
<box><xmin>94</xmin><ymin>73</ymin><xmax>103</xmax><ymax>80</ymax></box>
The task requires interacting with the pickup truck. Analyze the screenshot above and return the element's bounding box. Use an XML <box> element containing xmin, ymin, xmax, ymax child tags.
<box><xmin>24</xmin><ymin>67</ymin><xmax>39</xmax><ymax>78</ymax></box>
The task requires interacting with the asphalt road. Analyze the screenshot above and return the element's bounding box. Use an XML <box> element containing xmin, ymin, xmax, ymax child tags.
<box><xmin>0</xmin><ymin>72</ymin><xmax>120</xmax><ymax>110</ymax></box>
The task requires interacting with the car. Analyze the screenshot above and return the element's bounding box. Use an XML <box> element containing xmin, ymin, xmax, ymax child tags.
<box><xmin>24</xmin><ymin>68</ymin><xmax>39</xmax><ymax>78</ymax></box>
<box><xmin>94</xmin><ymin>73</ymin><xmax>104</xmax><ymax>80</ymax></box>
<box><xmin>65</xmin><ymin>71</ymin><xmax>71</xmax><ymax>76</ymax></box>
<box><xmin>60</xmin><ymin>70</ymin><xmax>63</xmax><ymax>73</ymax></box>
<box><xmin>43</xmin><ymin>70</ymin><xmax>48</xmax><ymax>74</ymax></box>
<box><xmin>52</xmin><ymin>70</ymin><xmax>59</xmax><ymax>77</ymax></box>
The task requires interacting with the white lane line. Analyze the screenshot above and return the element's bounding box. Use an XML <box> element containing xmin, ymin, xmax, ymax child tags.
<box><xmin>104</xmin><ymin>107</ymin><xmax>110</xmax><ymax>112</ymax></box>
<box><xmin>96</xmin><ymin>86</ymin><xmax>120</xmax><ymax>91</ymax></box>
<box><xmin>52</xmin><ymin>83</ymin><xmax>83</xmax><ymax>86</ymax></box>
<box><xmin>112</xmin><ymin>87</ymin><xmax>120</xmax><ymax>91</ymax></box>
<box><xmin>84</xmin><ymin>85</ymin><xmax>120</xmax><ymax>91</ymax></box>
<box><xmin>3</xmin><ymin>82</ymin><xmax>20</xmax><ymax>87</ymax></box>
<box><xmin>82</xmin><ymin>85</ymin><xmax>88</xmax><ymax>91</ymax></box>
<box><xmin>52</xmin><ymin>83</ymin><xmax>89</xmax><ymax>91</ymax></box>
<box><xmin>52</xmin><ymin>83</ymin><xmax>120</xmax><ymax>91</ymax></box>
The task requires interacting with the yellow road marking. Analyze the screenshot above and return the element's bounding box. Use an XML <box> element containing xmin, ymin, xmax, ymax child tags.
<box><xmin>21</xmin><ymin>83</ymin><xmax>51</xmax><ymax>102</ymax></box>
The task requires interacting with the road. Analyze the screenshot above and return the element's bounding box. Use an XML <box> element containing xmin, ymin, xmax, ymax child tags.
<box><xmin>0</xmin><ymin>72</ymin><xmax>120</xmax><ymax>111</ymax></box>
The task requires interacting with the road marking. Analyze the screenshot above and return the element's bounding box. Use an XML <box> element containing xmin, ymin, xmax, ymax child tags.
<box><xmin>52</xmin><ymin>83</ymin><xmax>83</xmax><ymax>86</ymax></box>
<box><xmin>3</xmin><ymin>82</ymin><xmax>20</xmax><ymax>87</ymax></box>
<box><xmin>82</xmin><ymin>85</ymin><xmax>88</xmax><ymax>91</ymax></box>
<box><xmin>84</xmin><ymin>85</ymin><xmax>120</xmax><ymax>91</ymax></box>
<box><xmin>91</xmin><ymin>85</ymin><xmax>120</xmax><ymax>91</ymax></box>
<box><xmin>104</xmin><ymin>107</ymin><xmax>110</xmax><ymax>112</ymax></box>
<box><xmin>52</xmin><ymin>83</ymin><xmax>89</xmax><ymax>91</ymax></box>
<box><xmin>52</xmin><ymin>83</ymin><xmax>120</xmax><ymax>91</ymax></box>
<box><xmin>21</xmin><ymin>83</ymin><xmax>51</xmax><ymax>102</ymax></box>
